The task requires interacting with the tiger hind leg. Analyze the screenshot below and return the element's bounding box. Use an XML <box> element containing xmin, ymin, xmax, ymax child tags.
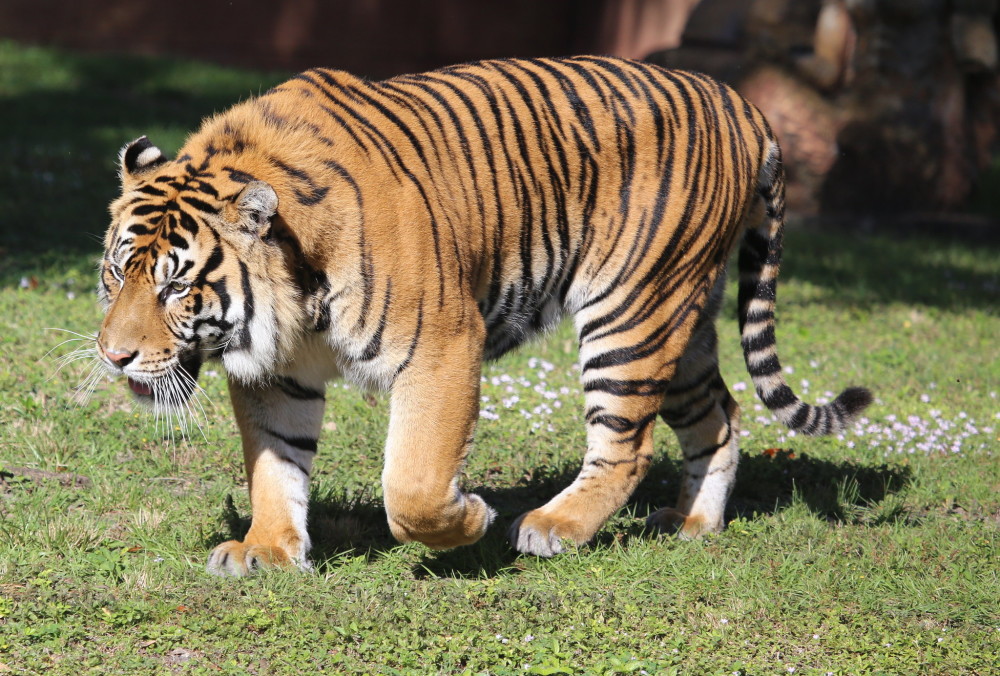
<box><xmin>508</xmin><ymin>382</ymin><xmax>661</xmax><ymax>556</ymax></box>
<box><xmin>508</xmin><ymin>299</ymin><xmax>693</xmax><ymax>557</ymax></box>
<box><xmin>647</xmin><ymin>289</ymin><xmax>740</xmax><ymax>539</ymax></box>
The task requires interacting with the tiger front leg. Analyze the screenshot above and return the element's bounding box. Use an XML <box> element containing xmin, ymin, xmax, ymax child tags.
<box><xmin>381</xmin><ymin>319</ymin><xmax>496</xmax><ymax>549</ymax></box>
<box><xmin>207</xmin><ymin>376</ymin><xmax>326</xmax><ymax>576</ymax></box>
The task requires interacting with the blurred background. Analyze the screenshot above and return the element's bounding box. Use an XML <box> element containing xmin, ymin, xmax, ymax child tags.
<box><xmin>0</xmin><ymin>0</ymin><xmax>998</xmax><ymax>268</ymax></box>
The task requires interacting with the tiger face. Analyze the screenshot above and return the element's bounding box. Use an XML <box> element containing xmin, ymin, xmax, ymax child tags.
<box><xmin>97</xmin><ymin>137</ymin><xmax>300</xmax><ymax>411</ymax></box>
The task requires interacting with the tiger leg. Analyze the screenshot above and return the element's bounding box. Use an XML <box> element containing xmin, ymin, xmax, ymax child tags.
<box><xmin>508</xmin><ymin>309</ymin><xmax>681</xmax><ymax>556</ymax></box>
<box><xmin>647</xmin><ymin>306</ymin><xmax>741</xmax><ymax>539</ymax></box>
<box><xmin>381</xmin><ymin>316</ymin><xmax>496</xmax><ymax>549</ymax></box>
<box><xmin>207</xmin><ymin>376</ymin><xmax>326</xmax><ymax>576</ymax></box>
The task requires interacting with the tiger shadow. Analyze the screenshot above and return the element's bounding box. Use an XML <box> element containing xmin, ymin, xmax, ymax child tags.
<box><xmin>207</xmin><ymin>449</ymin><xmax>911</xmax><ymax>579</ymax></box>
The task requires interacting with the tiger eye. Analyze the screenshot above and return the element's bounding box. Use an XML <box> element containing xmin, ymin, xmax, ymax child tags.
<box><xmin>169</xmin><ymin>280</ymin><xmax>188</xmax><ymax>292</ymax></box>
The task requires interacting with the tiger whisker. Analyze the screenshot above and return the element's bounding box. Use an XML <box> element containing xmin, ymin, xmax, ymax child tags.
<box><xmin>45</xmin><ymin>327</ymin><xmax>98</xmax><ymax>340</ymax></box>
<box><xmin>73</xmin><ymin>362</ymin><xmax>107</xmax><ymax>405</ymax></box>
<box><xmin>43</xmin><ymin>336</ymin><xmax>91</xmax><ymax>360</ymax></box>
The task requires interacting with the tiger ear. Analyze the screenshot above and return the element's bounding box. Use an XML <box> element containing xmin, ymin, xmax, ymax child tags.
<box><xmin>119</xmin><ymin>136</ymin><xmax>167</xmax><ymax>185</ymax></box>
<box><xmin>234</xmin><ymin>180</ymin><xmax>279</xmax><ymax>237</ymax></box>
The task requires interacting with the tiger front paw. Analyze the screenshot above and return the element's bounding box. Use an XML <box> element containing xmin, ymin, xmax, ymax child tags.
<box><xmin>206</xmin><ymin>540</ymin><xmax>308</xmax><ymax>577</ymax></box>
<box><xmin>508</xmin><ymin>509</ymin><xmax>592</xmax><ymax>557</ymax></box>
<box><xmin>388</xmin><ymin>492</ymin><xmax>496</xmax><ymax>550</ymax></box>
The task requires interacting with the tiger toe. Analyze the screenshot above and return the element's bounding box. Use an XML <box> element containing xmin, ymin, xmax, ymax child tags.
<box><xmin>206</xmin><ymin>540</ymin><xmax>305</xmax><ymax>577</ymax></box>
<box><xmin>508</xmin><ymin>509</ymin><xmax>592</xmax><ymax>557</ymax></box>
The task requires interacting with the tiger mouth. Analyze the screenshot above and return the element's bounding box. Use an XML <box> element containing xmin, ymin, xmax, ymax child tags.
<box><xmin>127</xmin><ymin>352</ymin><xmax>203</xmax><ymax>406</ymax></box>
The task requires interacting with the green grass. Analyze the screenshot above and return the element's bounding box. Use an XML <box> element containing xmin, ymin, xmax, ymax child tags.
<box><xmin>2</xmin><ymin>40</ymin><xmax>999</xmax><ymax>674</ymax></box>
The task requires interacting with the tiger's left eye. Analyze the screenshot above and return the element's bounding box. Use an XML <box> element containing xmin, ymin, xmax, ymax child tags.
<box><xmin>169</xmin><ymin>280</ymin><xmax>188</xmax><ymax>292</ymax></box>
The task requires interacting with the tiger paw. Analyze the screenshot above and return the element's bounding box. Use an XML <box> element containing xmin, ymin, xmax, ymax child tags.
<box><xmin>645</xmin><ymin>507</ymin><xmax>722</xmax><ymax>540</ymax></box>
<box><xmin>508</xmin><ymin>509</ymin><xmax>591</xmax><ymax>557</ymax></box>
<box><xmin>387</xmin><ymin>491</ymin><xmax>496</xmax><ymax>550</ymax></box>
<box><xmin>206</xmin><ymin>540</ymin><xmax>306</xmax><ymax>577</ymax></box>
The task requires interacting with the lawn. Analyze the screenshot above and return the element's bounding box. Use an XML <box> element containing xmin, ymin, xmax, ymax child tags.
<box><xmin>1</xmin><ymin>41</ymin><xmax>998</xmax><ymax>674</ymax></box>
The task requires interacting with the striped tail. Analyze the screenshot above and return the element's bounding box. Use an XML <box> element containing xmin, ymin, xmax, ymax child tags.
<box><xmin>738</xmin><ymin>141</ymin><xmax>871</xmax><ymax>436</ymax></box>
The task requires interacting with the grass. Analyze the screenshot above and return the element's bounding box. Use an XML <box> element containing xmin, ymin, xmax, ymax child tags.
<box><xmin>2</xmin><ymin>40</ymin><xmax>999</xmax><ymax>674</ymax></box>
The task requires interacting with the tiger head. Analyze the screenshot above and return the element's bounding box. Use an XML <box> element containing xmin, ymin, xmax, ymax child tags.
<box><xmin>97</xmin><ymin>137</ymin><xmax>303</xmax><ymax>411</ymax></box>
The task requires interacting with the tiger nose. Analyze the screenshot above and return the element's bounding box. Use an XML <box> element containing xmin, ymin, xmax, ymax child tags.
<box><xmin>102</xmin><ymin>345</ymin><xmax>137</xmax><ymax>368</ymax></box>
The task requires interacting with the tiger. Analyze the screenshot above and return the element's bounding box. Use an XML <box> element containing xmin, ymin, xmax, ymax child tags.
<box><xmin>95</xmin><ymin>56</ymin><xmax>871</xmax><ymax>576</ymax></box>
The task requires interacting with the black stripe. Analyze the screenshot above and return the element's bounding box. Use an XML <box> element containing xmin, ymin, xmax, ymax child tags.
<box><xmin>742</xmin><ymin>324</ymin><xmax>776</xmax><ymax>352</ymax></box>
<box><xmin>180</xmin><ymin>195</ymin><xmax>218</xmax><ymax>214</ymax></box>
<box><xmin>394</xmin><ymin>297</ymin><xmax>424</xmax><ymax>378</ymax></box>
<box><xmin>761</xmin><ymin>385</ymin><xmax>797</xmax><ymax>410</ymax></box>
<box><xmin>747</xmin><ymin>354</ymin><xmax>781</xmax><ymax>377</ymax></box>
<box><xmin>359</xmin><ymin>280</ymin><xmax>392</xmax><ymax>361</ymax></box>
<box><xmin>276</xmin><ymin>377</ymin><xmax>325</xmax><ymax>401</ymax></box>
<box><xmin>132</xmin><ymin>204</ymin><xmax>165</xmax><ymax>216</ymax></box>
<box><xmin>661</xmin><ymin>399</ymin><xmax>716</xmax><ymax>430</ymax></box>
<box><xmin>787</xmin><ymin>403</ymin><xmax>810</xmax><ymax>429</ymax></box>
<box><xmin>584</xmin><ymin>378</ymin><xmax>669</xmax><ymax>397</ymax></box>
<box><xmin>265</xmin><ymin>428</ymin><xmax>319</xmax><ymax>453</ymax></box>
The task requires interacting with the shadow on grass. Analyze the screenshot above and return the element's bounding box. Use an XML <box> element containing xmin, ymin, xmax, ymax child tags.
<box><xmin>776</xmin><ymin>225</ymin><xmax>999</xmax><ymax>312</ymax></box>
<box><xmin>205</xmin><ymin>447</ymin><xmax>912</xmax><ymax>579</ymax></box>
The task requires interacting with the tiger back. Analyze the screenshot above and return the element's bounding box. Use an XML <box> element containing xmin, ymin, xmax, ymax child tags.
<box><xmin>95</xmin><ymin>56</ymin><xmax>870</xmax><ymax>575</ymax></box>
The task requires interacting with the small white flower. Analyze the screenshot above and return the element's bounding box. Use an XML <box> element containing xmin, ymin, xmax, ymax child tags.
<box><xmin>784</xmin><ymin>365</ymin><xmax>794</xmax><ymax>374</ymax></box>
<box><xmin>920</xmin><ymin>394</ymin><xmax>930</xmax><ymax>403</ymax></box>
<box><xmin>720</xmin><ymin>618</ymin><xmax>729</xmax><ymax>625</ymax></box>
<box><xmin>733</xmin><ymin>381</ymin><xmax>747</xmax><ymax>392</ymax></box>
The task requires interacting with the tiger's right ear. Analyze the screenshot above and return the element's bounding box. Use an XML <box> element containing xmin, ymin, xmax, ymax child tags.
<box><xmin>119</xmin><ymin>136</ymin><xmax>167</xmax><ymax>186</ymax></box>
